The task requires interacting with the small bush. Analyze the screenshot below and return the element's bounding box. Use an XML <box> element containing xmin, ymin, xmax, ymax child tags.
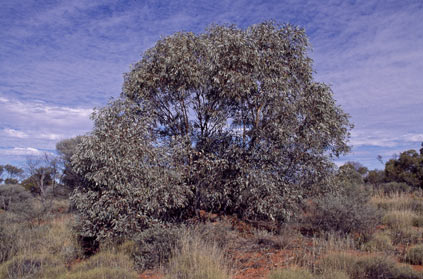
<box><xmin>303</xmin><ymin>186</ymin><xmax>381</xmax><ymax>237</ymax></box>
<box><xmin>406</xmin><ymin>245</ymin><xmax>423</xmax><ymax>265</ymax></box>
<box><xmin>268</xmin><ymin>268</ymin><xmax>313</xmax><ymax>279</ymax></box>
<box><xmin>132</xmin><ymin>224</ymin><xmax>182</xmax><ymax>271</ymax></box>
<box><xmin>165</xmin><ymin>231</ymin><xmax>231</xmax><ymax>279</ymax></box>
<box><xmin>363</xmin><ymin>232</ymin><xmax>394</xmax><ymax>253</ymax></box>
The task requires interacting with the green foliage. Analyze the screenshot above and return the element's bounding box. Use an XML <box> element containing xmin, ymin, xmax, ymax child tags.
<box><xmin>303</xmin><ymin>185</ymin><xmax>381</xmax><ymax>237</ymax></box>
<box><xmin>337</xmin><ymin>162</ymin><xmax>367</xmax><ymax>186</ymax></box>
<box><xmin>2</xmin><ymin>164</ymin><xmax>24</xmax><ymax>183</ymax></box>
<box><xmin>70</xmin><ymin>99</ymin><xmax>191</xmax><ymax>241</ymax></box>
<box><xmin>268</xmin><ymin>268</ymin><xmax>313</xmax><ymax>279</ymax></box>
<box><xmin>71</xmin><ymin>21</ymin><xmax>352</xmax><ymax>241</ymax></box>
<box><xmin>21</xmin><ymin>167</ymin><xmax>54</xmax><ymax>194</ymax></box>
<box><xmin>406</xmin><ymin>245</ymin><xmax>423</xmax><ymax>265</ymax></box>
<box><xmin>385</xmin><ymin>146</ymin><xmax>423</xmax><ymax>188</ymax></box>
<box><xmin>123</xmin><ymin>21</ymin><xmax>351</xmax><ymax>223</ymax></box>
<box><xmin>365</xmin><ymin>169</ymin><xmax>386</xmax><ymax>186</ymax></box>
<box><xmin>56</xmin><ymin>136</ymin><xmax>85</xmax><ymax>191</ymax></box>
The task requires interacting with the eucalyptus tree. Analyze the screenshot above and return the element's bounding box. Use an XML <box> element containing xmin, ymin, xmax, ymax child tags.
<box><xmin>71</xmin><ymin>22</ymin><xmax>352</xmax><ymax>240</ymax></box>
<box><xmin>123</xmin><ymin>22</ymin><xmax>351</xmax><ymax>221</ymax></box>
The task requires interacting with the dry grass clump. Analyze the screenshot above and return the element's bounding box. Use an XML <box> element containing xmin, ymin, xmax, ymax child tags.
<box><xmin>165</xmin><ymin>230</ymin><xmax>232</xmax><ymax>279</ymax></box>
<box><xmin>317</xmin><ymin>252</ymin><xmax>423</xmax><ymax>279</ymax></box>
<box><xmin>63</xmin><ymin>250</ymin><xmax>138</xmax><ymax>279</ymax></box>
<box><xmin>267</xmin><ymin>267</ymin><xmax>313</xmax><ymax>279</ymax></box>
<box><xmin>132</xmin><ymin>224</ymin><xmax>182</xmax><ymax>271</ymax></box>
<box><xmin>363</xmin><ymin>231</ymin><xmax>394</xmax><ymax>253</ymax></box>
<box><xmin>406</xmin><ymin>245</ymin><xmax>423</xmax><ymax>265</ymax></box>
<box><xmin>371</xmin><ymin>193</ymin><xmax>423</xmax><ymax>213</ymax></box>
<box><xmin>0</xmin><ymin>253</ymin><xmax>63</xmax><ymax>279</ymax></box>
<box><xmin>316</xmin><ymin>270</ymin><xmax>350</xmax><ymax>279</ymax></box>
<box><xmin>382</xmin><ymin>209</ymin><xmax>418</xmax><ymax>230</ymax></box>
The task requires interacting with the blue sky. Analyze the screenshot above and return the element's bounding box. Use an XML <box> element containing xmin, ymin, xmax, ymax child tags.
<box><xmin>0</xmin><ymin>0</ymin><xmax>422</xmax><ymax>169</ymax></box>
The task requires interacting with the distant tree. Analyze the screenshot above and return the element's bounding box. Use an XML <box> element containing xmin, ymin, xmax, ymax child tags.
<box><xmin>0</xmin><ymin>165</ymin><xmax>3</xmax><ymax>183</ymax></box>
<box><xmin>365</xmin><ymin>169</ymin><xmax>386</xmax><ymax>186</ymax></box>
<box><xmin>3</xmin><ymin>164</ymin><xmax>24</xmax><ymax>184</ymax></box>
<box><xmin>71</xmin><ymin>22</ymin><xmax>352</xmax><ymax>240</ymax></box>
<box><xmin>24</xmin><ymin>154</ymin><xmax>60</xmax><ymax>198</ymax></box>
<box><xmin>56</xmin><ymin>136</ymin><xmax>85</xmax><ymax>190</ymax></box>
<box><xmin>385</xmin><ymin>146</ymin><xmax>423</xmax><ymax>188</ymax></box>
<box><xmin>337</xmin><ymin>162</ymin><xmax>366</xmax><ymax>186</ymax></box>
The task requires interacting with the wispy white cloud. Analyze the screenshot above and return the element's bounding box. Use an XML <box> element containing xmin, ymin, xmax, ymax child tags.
<box><xmin>3</xmin><ymin>128</ymin><xmax>28</xmax><ymax>139</ymax></box>
<box><xmin>0</xmin><ymin>96</ymin><xmax>93</xmax><ymax>163</ymax></box>
<box><xmin>0</xmin><ymin>0</ymin><xmax>422</xmax><ymax>169</ymax></box>
<box><xmin>0</xmin><ymin>147</ymin><xmax>44</xmax><ymax>156</ymax></box>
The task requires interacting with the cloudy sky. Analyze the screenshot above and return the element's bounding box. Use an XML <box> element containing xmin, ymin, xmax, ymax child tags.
<box><xmin>1</xmin><ymin>0</ymin><xmax>422</xmax><ymax>169</ymax></box>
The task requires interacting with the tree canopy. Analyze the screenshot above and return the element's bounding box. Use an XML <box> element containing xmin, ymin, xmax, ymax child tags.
<box><xmin>385</xmin><ymin>145</ymin><xmax>423</xmax><ymax>188</ymax></box>
<box><xmin>71</xmin><ymin>22</ymin><xmax>352</xmax><ymax>240</ymax></box>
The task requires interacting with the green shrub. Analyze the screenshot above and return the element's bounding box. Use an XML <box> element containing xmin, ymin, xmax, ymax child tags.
<box><xmin>303</xmin><ymin>185</ymin><xmax>381</xmax><ymax>237</ymax></box>
<box><xmin>268</xmin><ymin>268</ymin><xmax>313</xmax><ymax>279</ymax></box>
<box><xmin>406</xmin><ymin>245</ymin><xmax>423</xmax><ymax>265</ymax></box>
<box><xmin>132</xmin><ymin>224</ymin><xmax>182</xmax><ymax>271</ymax></box>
